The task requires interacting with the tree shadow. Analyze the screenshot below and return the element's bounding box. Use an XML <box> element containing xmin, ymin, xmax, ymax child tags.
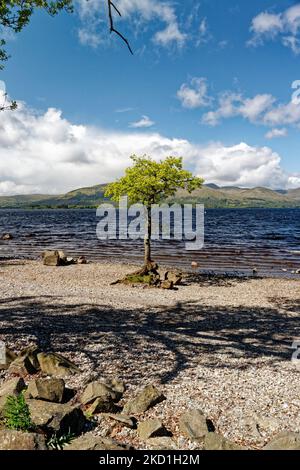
<box><xmin>0</xmin><ymin>295</ymin><xmax>299</xmax><ymax>384</ymax></box>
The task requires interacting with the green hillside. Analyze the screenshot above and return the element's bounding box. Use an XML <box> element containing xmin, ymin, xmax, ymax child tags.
<box><xmin>1</xmin><ymin>184</ymin><xmax>300</xmax><ymax>209</ymax></box>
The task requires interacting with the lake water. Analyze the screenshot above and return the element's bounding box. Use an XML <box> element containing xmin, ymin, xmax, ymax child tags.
<box><xmin>0</xmin><ymin>208</ymin><xmax>300</xmax><ymax>277</ymax></box>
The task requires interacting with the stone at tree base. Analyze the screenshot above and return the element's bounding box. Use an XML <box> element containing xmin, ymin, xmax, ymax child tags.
<box><xmin>80</xmin><ymin>381</ymin><xmax>121</xmax><ymax>405</ymax></box>
<box><xmin>77</xmin><ymin>256</ymin><xmax>87</xmax><ymax>265</ymax></box>
<box><xmin>0</xmin><ymin>378</ymin><xmax>26</xmax><ymax>397</ymax></box>
<box><xmin>166</xmin><ymin>272</ymin><xmax>182</xmax><ymax>285</ymax></box>
<box><xmin>179</xmin><ymin>409</ymin><xmax>211</xmax><ymax>443</ymax></box>
<box><xmin>26</xmin><ymin>378</ymin><xmax>65</xmax><ymax>403</ymax></box>
<box><xmin>0</xmin><ymin>430</ymin><xmax>46</xmax><ymax>450</ymax></box>
<box><xmin>264</xmin><ymin>432</ymin><xmax>300</xmax><ymax>450</ymax></box>
<box><xmin>161</xmin><ymin>281</ymin><xmax>174</xmax><ymax>290</ymax></box>
<box><xmin>147</xmin><ymin>437</ymin><xmax>177</xmax><ymax>450</ymax></box>
<box><xmin>204</xmin><ymin>432</ymin><xmax>247</xmax><ymax>450</ymax></box>
<box><xmin>103</xmin><ymin>413</ymin><xmax>136</xmax><ymax>429</ymax></box>
<box><xmin>42</xmin><ymin>251</ymin><xmax>61</xmax><ymax>266</ymax></box>
<box><xmin>37</xmin><ymin>352</ymin><xmax>79</xmax><ymax>377</ymax></box>
<box><xmin>123</xmin><ymin>385</ymin><xmax>165</xmax><ymax>415</ymax></box>
<box><xmin>138</xmin><ymin>419</ymin><xmax>167</xmax><ymax>440</ymax></box>
<box><xmin>65</xmin><ymin>434</ymin><xmax>130</xmax><ymax>451</ymax></box>
<box><xmin>0</xmin><ymin>347</ymin><xmax>17</xmax><ymax>370</ymax></box>
<box><xmin>27</xmin><ymin>400</ymin><xmax>86</xmax><ymax>436</ymax></box>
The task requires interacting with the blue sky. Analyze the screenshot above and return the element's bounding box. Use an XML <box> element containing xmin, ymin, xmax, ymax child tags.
<box><xmin>0</xmin><ymin>0</ymin><xmax>300</xmax><ymax>194</ymax></box>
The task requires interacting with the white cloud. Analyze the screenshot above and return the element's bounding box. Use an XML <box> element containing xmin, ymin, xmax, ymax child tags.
<box><xmin>0</xmin><ymin>100</ymin><xmax>299</xmax><ymax>195</ymax></box>
<box><xmin>76</xmin><ymin>0</ymin><xmax>186</xmax><ymax>49</ymax></box>
<box><xmin>265</xmin><ymin>128</ymin><xmax>288</xmax><ymax>139</ymax></box>
<box><xmin>177</xmin><ymin>77</ymin><xmax>212</xmax><ymax>109</ymax></box>
<box><xmin>201</xmin><ymin>84</ymin><xmax>300</xmax><ymax>129</ymax></box>
<box><xmin>129</xmin><ymin>115</ymin><xmax>155</xmax><ymax>128</ymax></box>
<box><xmin>248</xmin><ymin>4</ymin><xmax>300</xmax><ymax>54</ymax></box>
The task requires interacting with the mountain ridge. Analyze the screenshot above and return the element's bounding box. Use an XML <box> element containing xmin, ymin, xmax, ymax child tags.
<box><xmin>0</xmin><ymin>183</ymin><xmax>300</xmax><ymax>209</ymax></box>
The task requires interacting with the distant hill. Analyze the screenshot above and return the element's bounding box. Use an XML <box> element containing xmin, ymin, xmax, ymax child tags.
<box><xmin>0</xmin><ymin>183</ymin><xmax>300</xmax><ymax>209</ymax></box>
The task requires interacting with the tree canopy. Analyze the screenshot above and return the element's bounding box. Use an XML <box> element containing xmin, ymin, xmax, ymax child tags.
<box><xmin>105</xmin><ymin>155</ymin><xmax>204</xmax><ymax>266</ymax></box>
<box><xmin>105</xmin><ymin>155</ymin><xmax>204</xmax><ymax>207</ymax></box>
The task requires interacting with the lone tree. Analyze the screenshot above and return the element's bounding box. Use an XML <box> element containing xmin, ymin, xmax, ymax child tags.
<box><xmin>105</xmin><ymin>155</ymin><xmax>203</xmax><ymax>271</ymax></box>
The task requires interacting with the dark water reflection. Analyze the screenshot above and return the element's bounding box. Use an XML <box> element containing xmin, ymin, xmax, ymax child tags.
<box><xmin>0</xmin><ymin>208</ymin><xmax>299</xmax><ymax>278</ymax></box>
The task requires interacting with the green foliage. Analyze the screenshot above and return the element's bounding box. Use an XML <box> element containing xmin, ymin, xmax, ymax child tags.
<box><xmin>0</xmin><ymin>1</ymin><xmax>73</xmax><ymax>69</ymax></box>
<box><xmin>47</xmin><ymin>431</ymin><xmax>75</xmax><ymax>450</ymax></box>
<box><xmin>3</xmin><ymin>393</ymin><xmax>33</xmax><ymax>431</ymax></box>
<box><xmin>125</xmin><ymin>274</ymin><xmax>153</xmax><ymax>284</ymax></box>
<box><xmin>105</xmin><ymin>155</ymin><xmax>204</xmax><ymax>207</ymax></box>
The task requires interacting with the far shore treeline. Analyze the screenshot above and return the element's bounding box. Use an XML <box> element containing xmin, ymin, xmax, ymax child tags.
<box><xmin>1</xmin><ymin>183</ymin><xmax>300</xmax><ymax>210</ymax></box>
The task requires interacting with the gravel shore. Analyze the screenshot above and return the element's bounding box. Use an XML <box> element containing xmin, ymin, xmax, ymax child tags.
<box><xmin>1</xmin><ymin>259</ymin><xmax>300</xmax><ymax>449</ymax></box>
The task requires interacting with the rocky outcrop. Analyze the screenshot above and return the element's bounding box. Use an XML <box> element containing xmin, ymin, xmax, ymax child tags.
<box><xmin>26</xmin><ymin>378</ymin><xmax>65</xmax><ymax>403</ymax></box>
<box><xmin>138</xmin><ymin>419</ymin><xmax>167</xmax><ymax>440</ymax></box>
<box><xmin>37</xmin><ymin>352</ymin><xmax>79</xmax><ymax>377</ymax></box>
<box><xmin>27</xmin><ymin>400</ymin><xmax>86</xmax><ymax>436</ymax></box>
<box><xmin>123</xmin><ymin>385</ymin><xmax>165</xmax><ymax>415</ymax></box>
<box><xmin>178</xmin><ymin>409</ymin><xmax>211</xmax><ymax>443</ymax></box>
<box><xmin>65</xmin><ymin>434</ymin><xmax>130</xmax><ymax>451</ymax></box>
<box><xmin>264</xmin><ymin>432</ymin><xmax>300</xmax><ymax>450</ymax></box>
<box><xmin>0</xmin><ymin>430</ymin><xmax>46</xmax><ymax>450</ymax></box>
<box><xmin>204</xmin><ymin>432</ymin><xmax>247</xmax><ymax>450</ymax></box>
<box><xmin>0</xmin><ymin>378</ymin><xmax>26</xmax><ymax>398</ymax></box>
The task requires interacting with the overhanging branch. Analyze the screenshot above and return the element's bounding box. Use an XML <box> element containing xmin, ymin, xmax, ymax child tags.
<box><xmin>107</xmin><ymin>0</ymin><xmax>133</xmax><ymax>55</ymax></box>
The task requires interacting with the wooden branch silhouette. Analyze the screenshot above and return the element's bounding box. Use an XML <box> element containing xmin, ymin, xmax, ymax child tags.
<box><xmin>107</xmin><ymin>0</ymin><xmax>133</xmax><ymax>55</ymax></box>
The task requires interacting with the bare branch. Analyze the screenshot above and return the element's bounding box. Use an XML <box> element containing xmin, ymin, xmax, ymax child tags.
<box><xmin>107</xmin><ymin>0</ymin><xmax>133</xmax><ymax>55</ymax></box>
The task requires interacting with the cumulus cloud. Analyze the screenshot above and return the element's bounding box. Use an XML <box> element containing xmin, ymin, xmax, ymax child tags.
<box><xmin>76</xmin><ymin>0</ymin><xmax>186</xmax><ymax>49</ymax></box>
<box><xmin>177</xmin><ymin>77</ymin><xmax>212</xmax><ymax>109</ymax></box>
<box><xmin>265</xmin><ymin>128</ymin><xmax>288</xmax><ymax>139</ymax></box>
<box><xmin>129</xmin><ymin>115</ymin><xmax>155</xmax><ymax>128</ymax></box>
<box><xmin>248</xmin><ymin>4</ymin><xmax>300</xmax><ymax>54</ymax></box>
<box><xmin>200</xmin><ymin>83</ymin><xmax>300</xmax><ymax>129</ymax></box>
<box><xmin>0</xmin><ymin>101</ymin><xmax>299</xmax><ymax>195</ymax></box>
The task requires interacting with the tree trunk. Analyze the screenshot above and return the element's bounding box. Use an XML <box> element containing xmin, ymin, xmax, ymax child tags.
<box><xmin>144</xmin><ymin>206</ymin><xmax>152</xmax><ymax>266</ymax></box>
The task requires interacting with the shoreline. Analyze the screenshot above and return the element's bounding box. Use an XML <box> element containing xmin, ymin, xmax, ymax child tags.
<box><xmin>1</xmin><ymin>259</ymin><xmax>300</xmax><ymax>449</ymax></box>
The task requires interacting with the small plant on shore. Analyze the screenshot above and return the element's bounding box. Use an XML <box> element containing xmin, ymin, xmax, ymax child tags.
<box><xmin>3</xmin><ymin>393</ymin><xmax>33</xmax><ymax>431</ymax></box>
<box><xmin>47</xmin><ymin>431</ymin><xmax>75</xmax><ymax>450</ymax></box>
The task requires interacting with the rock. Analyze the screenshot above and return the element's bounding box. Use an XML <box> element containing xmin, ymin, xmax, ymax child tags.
<box><xmin>106</xmin><ymin>378</ymin><xmax>126</xmax><ymax>399</ymax></box>
<box><xmin>27</xmin><ymin>400</ymin><xmax>86</xmax><ymax>436</ymax></box>
<box><xmin>158</xmin><ymin>269</ymin><xmax>168</xmax><ymax>281</ymax></box>
<box><xmin>37</xmin><ymin>352</ymin><xmax>79</xmax><ymax>377</ymax></box>
<box><xmin>147</xmin><ymin>437</ymin><xmax>177</xmax><ymax>450</ymax></box>
<box><xmin>0</xmin><ymin>378</ymin><xmax>26</xmax><ymax>398</ymax></box>
<box><xmin>103</xmin><ymin>413</ymin><xmax>136</xmax><ymax>429</ymax></box>
<box><xmin>160</xmin><ymin>281</ymin><xmax>174</xmax><ymax>290</ymax></box>
<box><xmin>80</xmin><ymin>381</ymin><xmax>121</xmax><ymax>406</ymax></box>
<box><xmin>0</xmin><ymin>347</ymin><xmax>17</xmax><ymax>370</ymax></box>
<box><xmin>264</xmin><ymin>432</ymin><xmax>300</xmax><ymax>450</ymax></box>
<box><xmin>179</xmin><ymin>409</ymin><xmax>211</xmax><ymax>443</ymax></box>
<box><xmin>42</xmin><ymin>250</ymin><xmax>61</xmax><ymax>266</ymax></box>
<box><xmin>66</xmin><ymin>257</ymin><xmax>76</xmax><ymax>265</ymax></box>
<box><xmin>296</xmin><ymin>269</ymin><xmax>300</xmax><ymax>275</ymax></box>
<box><xmin>204</xmin><ymin>432</ymin><xmax>247</xmax><ymax>450</ymax></box>
<box><xmin>8</xmin><ymin>346</ymin><xmax>40</xmax><ymax>376</ymax></box>
<box><xmin>166</xmin><ymin>272</ymin><xmax>182</xmax><ymax>286</ymax></box>
<box><xmin>123</xmin><ymin>385</ymin><xmax>165</xmax><ymax>415</ymax></box>
<box><xmin>26</xmin><ymin>378</ymin><xmax>65</xmax><ymax>403</ymax></box>
<box><xmin>77</xmin><ymin>256</ymin><xmax>87</xmax><ymax>265</ymax></box>
<box><xmin>191</xmin><ymin>262</ymin><xmax>198</xmax><ymax>268</ymax></box>
<box><xmin>86</xmin><ymin>396</ymin><xmax>117</xmax><ymax>415</ymax></box>
<box><xmin>1</xmin><ymin>233</ymin><xmax>13</xmax><ymax>240</ymax></box>
<box><xmin>138</xmin><ymin>419</ymin><xmax>167</xmax><ymax>440</ymax></box>
<box><xmin>65</xmin><ymin>433</ymin><xmax>130</xmax><ymax>451</ymax></box>
<box><xmin>0</xmin><ymin>430</ymin><xmax>46</xmax><ymax>450</ymax></box>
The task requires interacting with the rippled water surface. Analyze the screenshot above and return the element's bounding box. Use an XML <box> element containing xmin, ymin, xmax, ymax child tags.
<box><xmin>0</xmin><ymin>208</ymin><xmax>300</xmax><ymax>277</ymax></box>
